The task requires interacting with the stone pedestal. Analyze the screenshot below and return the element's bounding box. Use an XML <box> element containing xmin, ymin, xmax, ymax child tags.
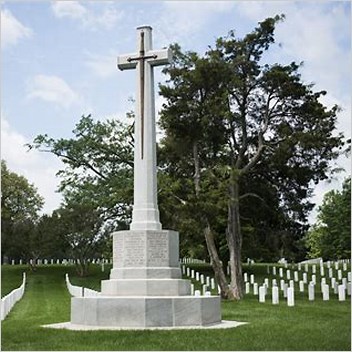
<box><xmin>70</xmin><ymin>230</ymin><xmax>222</xmax><ymax>328</ymax></box>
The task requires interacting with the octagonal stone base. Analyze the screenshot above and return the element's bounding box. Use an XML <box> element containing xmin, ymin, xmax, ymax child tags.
<box><xmin>71</xmin><ymin>295</ymin><xmax>221</xmax><ymax>328</ymax></box>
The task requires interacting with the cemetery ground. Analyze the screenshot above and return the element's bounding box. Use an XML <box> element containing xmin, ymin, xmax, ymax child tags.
<box><xmin>1</xmin><ymin>263</ymin><xmax>350</xmax><ymax>351</ymax></box>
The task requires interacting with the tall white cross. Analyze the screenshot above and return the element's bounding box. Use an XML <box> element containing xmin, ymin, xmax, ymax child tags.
<box><xmin>117</xmin><ymin>25</ymin><xmax>172</xmax><ymax>231</ymax></box>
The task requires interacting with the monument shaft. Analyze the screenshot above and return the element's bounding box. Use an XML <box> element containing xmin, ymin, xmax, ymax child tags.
<box><xmin>118</xmin><ymin>26</ymin><xmax>172</xmax><ymax>231</ymax></box>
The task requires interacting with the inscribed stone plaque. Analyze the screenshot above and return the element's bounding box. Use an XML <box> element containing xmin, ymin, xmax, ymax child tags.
<box><xmin>147</xmin><ymin>232</ymin><xmax>169</xmax><ymax>266</ymax></box>
<box><xmin>123</xmin><ymin>232</ymin><xmax>146</xmax><ymax>267</ymax></box>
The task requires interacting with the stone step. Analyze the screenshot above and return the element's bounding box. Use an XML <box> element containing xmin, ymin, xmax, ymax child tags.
<box><xmin>101</xmin><ymin>278</ymin><xmax>191</xmax><ymax>296</ymax></box>
<box><xmin>110</xmin><ymin>267</ymin><xmax>181</xmax><ymax>279</ymax></box>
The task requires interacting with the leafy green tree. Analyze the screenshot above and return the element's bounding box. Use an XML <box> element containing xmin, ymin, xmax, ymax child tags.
<box><xmin>28</xmin><ymin>115</ymin><xmax>134</xmax><ymax>227</ymax></box>
<box><xmin>57</xmin><ymin>202</ymin><xmax>107</xmax><ymax>276</ymax></box>
<box><xmin>1</xmin><ymin>160</ymin><xmax>44</xmax><ymax>263</ymax></box>
<box><xmin>306</xmin><ymin>178</ymin><xmax>351</xmax><ymax>259</ymax></box>
<box><xmin>159</xmin><ymin>15</ymin><xmax>345</xmax><ymax>299</ymax></box>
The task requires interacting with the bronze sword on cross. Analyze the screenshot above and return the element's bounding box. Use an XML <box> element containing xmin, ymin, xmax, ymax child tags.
<box><xmin>126</xmin><ymin>32</ymin><xmax>157</xmax><ymax>159</ymax></box>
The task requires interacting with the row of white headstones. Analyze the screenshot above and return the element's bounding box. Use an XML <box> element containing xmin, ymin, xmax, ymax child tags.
<box><xmin>182</xmin><ymin>266</ymin><xmax>217</xmax><ymax>296</ymax></box>
<box><xmin>8</xmin><ymin>258</ymin><xmax>112</xmax><ymax>266</ymax></box>
<box><xmin>244</xmin><ymin>260</ymin><xmax>351</xmax><ymax>306</ymax></box>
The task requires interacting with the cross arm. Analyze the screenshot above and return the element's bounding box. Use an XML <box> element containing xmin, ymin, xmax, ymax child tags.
<box><xmin>117</xmin><ymin>54</ymin><xmax>138</xmax><ymax>71</ymax></box>
<box><xmin>148</xmin><ymin>48</ymin><xmax>173</xmax><ymax>67</ymax></box>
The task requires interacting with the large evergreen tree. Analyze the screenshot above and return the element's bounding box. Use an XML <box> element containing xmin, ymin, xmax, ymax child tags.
<box><xmin>159</xmin><ymin>15</ymin><xmax>345</xmax><ymax>299</ymax></box>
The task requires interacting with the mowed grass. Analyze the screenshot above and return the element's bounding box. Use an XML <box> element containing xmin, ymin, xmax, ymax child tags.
<box><xmin>1</xmin><ymin>265</ymin><xmax>25</xmax><ymax>297</ymax></box>
<box><xmin>1</xmin><ymin>263</ymin><xmax>351</xmax><ymax>351</ymax></box>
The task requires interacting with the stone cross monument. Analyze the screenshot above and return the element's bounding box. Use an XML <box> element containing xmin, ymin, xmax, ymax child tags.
<box><xmin>69</xmin><ymin>26</ymin><xmax>222</xmax><ymax>328</ymax></box>
<box><xmin>117</xmin><ymin>25</ymin><xmax>170</xmax><ymax>231</ymax></box>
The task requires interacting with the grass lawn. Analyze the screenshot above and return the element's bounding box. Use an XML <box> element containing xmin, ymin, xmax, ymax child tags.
<box><xmin>1</xmin><ymin>263</ymin><xmax>350</xmax><ymax>351</ymax></box>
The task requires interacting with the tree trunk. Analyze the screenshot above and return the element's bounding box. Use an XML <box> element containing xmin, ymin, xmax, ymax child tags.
<box><xmin>226</xmin><ymin>177</ymin><xmax>244</xmax><ymax>299</ymax></box>
<box><xmin>203</xmin><ymin>221</ymin><xmax>231</xmax><ymax>299</ymax></box>
<box><xmin>192</xmin><ymin>141</ymin><xmax>231</xmax><ymax>298</ymax></box>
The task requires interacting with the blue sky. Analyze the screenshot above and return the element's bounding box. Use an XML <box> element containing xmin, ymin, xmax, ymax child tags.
<box><xmin>1</xmin><ymin>1</ymin><xmax>351</xmax><ymax>222</ymax></box>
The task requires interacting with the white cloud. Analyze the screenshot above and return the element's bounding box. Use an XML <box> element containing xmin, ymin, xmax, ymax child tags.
<box><xmin>26</xmin><ymin>75</ymin><xmax>81</xmax><ymax>108</ymax></box>
<box><xmin>1</xmin><ymin>116</ymin><xmax>63</xmax><ymax>214</ymax></box>
<box><xmin>51</xmin><ymin>1</ymin><xmax>123</xmax><ymax>30</ymax></box>
<box><xmin>85</xmin><ymin>52</ymin><xmax>117</xmax><ymax>77</ymax></box>
<box><xmin>156</xmin><ymin>1</ymin><xmax>236</xmax><ymax>46</ymax></box>
<box><xmin>51</xmin><ymin>1</ymin><xmax>87</xmax><ymax>19</ymax></box>
<box><xmin>1</xmin><ymin>8</ymin><xmax>32</xmax><ymax>48</ymax></box>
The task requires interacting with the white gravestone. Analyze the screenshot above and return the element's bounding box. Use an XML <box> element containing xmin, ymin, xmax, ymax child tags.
<box><xmin>272</xmin><ymin>279</ymin><xmax>277</xmax><ymax>287</ymax></box>
<box><xmin>322</xmin><ymin>284</ymin><xmax>329</xmax><ymax>301</ymax></box>
<box><xmin>273</xmin><ymin>266</ymin><xmax>276</xmax><ymax>276</ymax></box>
<box><xmin>272</xmin><ymin>286</ymin><xmax>279</xmax><ymax>304</ymax></box>
<box><xmin>253</xmin><ymin>283</ymin><xmax>258</xmax><ymax>295</ymax></box>
<box><xmin>69</xmin><ymin>26</ymin><xmax>221</xmax><ymax>329</ymax></box>
<box><xmin>195</xmin><ymin>272</ymin><xmax>199</xmax><ymax>281</ymax></box>
<box><xmin>250</xmin><ymin>274</ymin><xmax>255</xmax><ymax>284</ymax></box>
<box><xmin>347</xmin><ymin>283</ymin><xmax>351</xmax><ymax>296</ymax></box>
<box><xmin>286</xmin><ymin>270</ymin><xmax>291</xmax><ymax>280</ymax></box>
<box><xmin>312</xmin><ymin>265</ymin><xmax>316</xmax><ymax>274</ymax></box>
<box><xmin>320</xmin><ymin>265</ymin><xmax>325</xmax><ymax>276</ymax></box>
<box><xmin>211</xmin><ymin>278</ymin><xmax>215</xmax><ymax>290</ymax></box>
<box><xmin>279</xmin><ymin>268</ymin><xmax>283</xmax><ymax>278</ymax></box>
<box><xmin>289</xmin><ymin>280</ymin><xmax>294</xmax><ymax>288</ymax></box>
<box><xmin>294</xmin><ymin>271</ymin><xmax>299</xmax><ymax>282</ymax></box>
<box><xmin>343</xmin><ymin>262</ymin><xmax>347</xmax><ymax>271</ymax></box>
<box><xmin>329</xmin><ymin>268</ymin><xmax>333</xmax><ymax>278</ymax></box>
<box><xmin>186</xmin><ymin>267</ymin><xmax>190</xmax><ymax>276</ymax></box>
<box><xmin>200</xmin><ymin>274</ymin><xmax>205</xmax><ymax>284</ymax></box>
<box><xmin>305</xmin><ymin>263</ymin><xmax>308</xmax><ymax>272</ymax></box>
<box><xmin>338</xmin><ymin>270</ymin><xmax>342</xmax><ymax>280</ymax></box>
<box><xmin>303</xmin><ymin>272</ymin><xmax>308</xmax><ymax>284</ymax></box>
<box><xmin>298</xmin><ymin>263</ymin><xmax>301</xmax><ymax>271</ymax></box>
<box><xmin>245</xmin><ymin>282</ymin><xmax>250</xmax><ymax>294</ymax></box>
<box><xmin>259</xmin><ymin>286</ymin><xmax>265</xmax><ymax>303</ymax></box>
<box><xmin>335</xmin><ymin>262</ymin><xmax>339</xmax><ymax>270</ymax></box>
<box><xmin>312</xmin><ymin>274</ymin><xmax>316</xmax><ymax>285</ymax></box>
<box><xmin>287</xmin><ymin>287</ymin><xmax>294</xmax><ymax>307</ymax></box>
<box><xmin>348</xmin><ymin>272</ymin><xmax>351</xmax><ymax>282</ymax></box>
<box><xmin>331</xmin><ymin>277</ymin><xmax>336</xmax><ymax>289</ymax></box>
<box><xmin>280</xmin><ymin>279</ymin><xmax>285</xmax><ymax>290</ymax></box>
<box><xmin>244</xmin><ymin>273</ymin><xmax>248</xmax><ymax>282</ymax></box>
<box><xmin>299</xmin><ymin>281</ymin><xmax>304</xmax><ymax>293</ymax></box>
<box><xmin>191</xmin><ymin>270</ymin><xmax>195</xmax><ymax>279</ymax></box>
<box><xmin>338</xmin><ymin>285</ymin><xmax>346</xmax><ymax>301</ymax></box>
<box><xmin>308</xmin><ymin>283</ymin><xmax>315</xmax><ymax>301</ymax></box>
